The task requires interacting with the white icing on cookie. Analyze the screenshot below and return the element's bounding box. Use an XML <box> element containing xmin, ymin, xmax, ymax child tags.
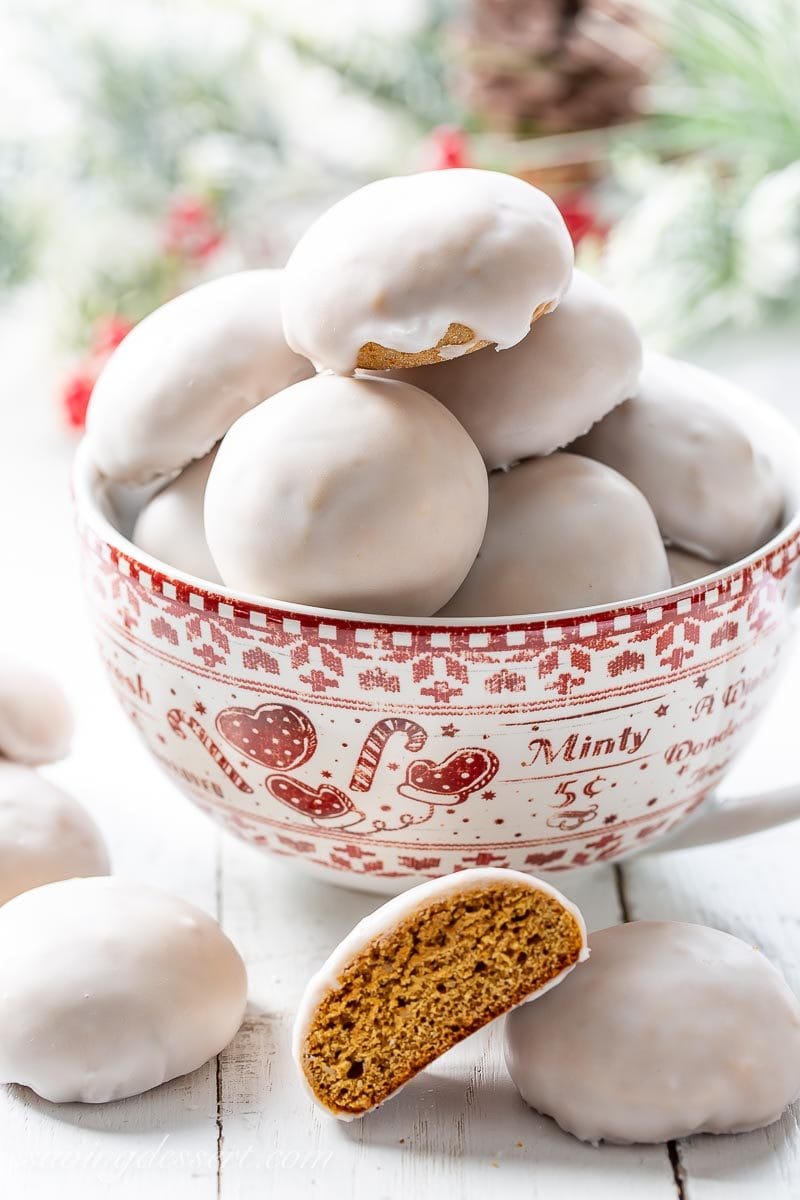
<box><xmin>573</xmin><ymin>352</ymin><xmax>784</xmax><ymax>562</ymax></box>
<box><xmin>86</xmin><ymin>270</ymin><xmax>313</xmax><ymax>483</ymax></box>
<box><xmin>382</xmin><ymin>270</ymin><xmax>641</xmax><ymax>468</ymax></box>
<box><xmin>133</xmin><ymin>448</ymin><xmax>220</xmax><ymax>583</ymax></box>
<box><xmin>505</xmin><ymin>921</ymin><xmax>800</xmax><ymax>1144</ymax></box>
<box><xmin>0</xmin><ymin>657</ymin><xmax>73</xmax><ymax>766</ymax></box>
<box><xmin>439</xmin><ymin>452</ymin><xmax>670</xmax><ymax>617</ymax></box>
<box><xmin>0</xmin><ymin>877</ymin><xmax>247</xmax><ymax>1103</ymax></box>
<box><xmin>293</xmin><ymin>867</ymin><xmax>588</xmax><ymax>1121</ymax></box>
<box><xmin>204</xmin><ymin>374</ymin><xmax>489</xmax><ymax>616</ymax></box>
<box><xmin>282</xmin><ymin>169</ymin><xmax>574</xmax><ymax>373</ymax></box>
<box><xmin>667</xmin><ymin>546</ymin><xmax>721</xmax><ymax>587</ymax></box>
<box><xmin>0</xmin><ymin>763</ymin><xmax>109</xmax><ymax>905</ymax></box>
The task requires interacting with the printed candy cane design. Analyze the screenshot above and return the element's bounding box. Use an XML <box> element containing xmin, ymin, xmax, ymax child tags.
<box><xmin>167</xmin><ymin>709</ymin><xmax>254</xmax><ymax>794</ymax></box>
<box><xmin>350</xmin><ymin>717</ymin><xmax>428</xmax><ymax>792</ymax></box>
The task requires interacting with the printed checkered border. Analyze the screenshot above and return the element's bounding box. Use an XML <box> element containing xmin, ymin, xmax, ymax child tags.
<box><xmin>78</xmin><ymin>519</ymin><xmax>800</xmax><ymax>652</ymax></box>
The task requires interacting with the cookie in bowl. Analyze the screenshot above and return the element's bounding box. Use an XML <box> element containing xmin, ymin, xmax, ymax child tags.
<box><xmin>381</xmin><ymin>269</ymin><xmax>642</xmax><ymax>469</ymax></box>
<box><xmin>281</xmin><ymin>168</ymin><xmax>574</xmax><ymax>373</ymax></box>
<box><xmin>204</xmin><ymin>373</ymin><xmax>489</xmax><ymax>616</ymax></box>
<box><xmin>573</xmin><ymin>352</ymin><xmax>784</xmax><ymax>563</ymax></box>
<box><xmin>439</xmin><ymin>452</ymin><xmax>670</xmax><ymax>617</ymax></box>
<box><xmin>86</xmin><ymin>269</ymin><xmax>313</xmax><ymax>484</ymax></box>
<box><xmin>133</xmin><ymin>448</ymin><xmax>220</xmax><ymax>584</ymax></box>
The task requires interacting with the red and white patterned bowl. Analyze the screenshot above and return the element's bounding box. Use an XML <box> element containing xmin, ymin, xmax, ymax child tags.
<box><xmin>73</xmin><ymin>397</ymin><xmax>800</xmax><ymax>892</ymax></box>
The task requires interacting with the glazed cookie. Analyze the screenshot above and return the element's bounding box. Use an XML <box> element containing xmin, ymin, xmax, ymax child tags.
<box><xmin>204</xmin><ymin>374</ymin><xmax>489</xmax><ymax>616</ymax></box>
<box><xmin>133</xmin><ymin>448</ymin><xmax>220</xmax><ymax>583</ymax></box>
<box><xmin>293</xmin><ymin>868</ymin><xmax>587</xmax><ymax>1119</ymax></box>
<box><xmin>282</xmin><ymin>169</ymin><xmax>574</xmax><ymax>373</ymax></box>
<box><xmin>0</xmin><ymin>877</ymin><xmax>247</xmax><ymax>1103</ymax></box>
<box><xmin>667</xmin><ymin>546</ymin><xmax>721</xmax><ymax>587</ymax></box>
<box><xmin>0</xmin><ymin>762</ymin><xmax>109</xmax><ymax>906</ymax></box>
<box><xmin>573</xmin><ymin>352</ymin><xmax>784</xmax><ymax>562</ymax></box>
<box><xmin>505</xmin><ymin>921</ymin><xmax>800</xmax><ymax>1144</ymax></box>
<box><xmin>0</xmin><ymin>656</ymin><xmax>73</xmax><ymax>765</ymax></box>
<box><xmin>86</xmin><ymin>270</ymin><xmax>313</xmax><ymax>483</ymax></box>
<box><xmin>439</xmin><ymin>453</ymin><xmax>670</xmax><ymax>617</ymax></box>
<box><xmin>383</xmin><ymin>270</ymin><xmax>642</xmax><ymax>469</ymax></box>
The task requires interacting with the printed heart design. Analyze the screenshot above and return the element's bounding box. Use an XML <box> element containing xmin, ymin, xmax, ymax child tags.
<box><xmin>400</xmin><ymin>748</ymin><xmax>499</xmax><ymax>803</ymax></box>
<box><xmin>216</xmin><ymin>703</ymin><xmax>317</xmax><ymax>770</ymax></box>
<box><xmin>267</xmin><ymin>774</ymin><xmax>356</xmax><ymax>820</ymax></box>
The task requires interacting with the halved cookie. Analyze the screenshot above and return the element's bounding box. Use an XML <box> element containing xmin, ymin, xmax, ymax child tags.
<box><xmin>293</xmin><ymin>867</ymin><xmax>587</xmax><ymax>1118</ymax></box>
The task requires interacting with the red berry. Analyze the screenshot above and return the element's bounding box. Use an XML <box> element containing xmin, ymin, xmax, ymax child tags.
<box><xmin>91</xmin><ymin>314</ymin><xmax>134</xmax><ymax>355</ymax></box>
<box><xmin>429</xmin><ymin>126</ymin><xmax>470</xmax><ymax>170</ymax></box>
<box><xmin>163</xmin><ymin>195</ymin><xmax>224</xmax><ymax>260</ymax></box>
<box><xmin>61</xmin><ymin>371</ymin><xmax>96</xmax><ymax>430</ymax></box>
<box><xmin>557</xmin><ymin>191</ymin><xmax>608</xmax><ymax>248</ymax></box>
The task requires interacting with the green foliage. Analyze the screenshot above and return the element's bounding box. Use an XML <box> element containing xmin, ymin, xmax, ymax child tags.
<box><xmin>285</xmin><ymin>9</ymin><xmax>461</xmax><ymax>133</ymax></box>
<box><xmin>639</xmin><ymin>0</ymin><xmax>800</xmax><ymax>168</ymax></box>
<box><xmin>49</xmin><ymin>33</ymin><xmax>285</xmax><ymax>211</ymax></box>
<box><xmin>600</xmin><ymin>0</ymin><xmax>800</xmax><ymax>347</ymax></box>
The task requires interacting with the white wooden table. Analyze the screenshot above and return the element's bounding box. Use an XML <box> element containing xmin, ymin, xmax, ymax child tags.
<box><xmin>2</xmin><ymin>298</ymin><xmax>800</xmax><ymax>1198</ymax></box>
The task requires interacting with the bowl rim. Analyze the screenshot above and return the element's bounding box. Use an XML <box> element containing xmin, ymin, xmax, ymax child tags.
<box><xmin>72</xmin><ymin>437</ymin><xmax>800</xmax><ymax>634</ymax></box>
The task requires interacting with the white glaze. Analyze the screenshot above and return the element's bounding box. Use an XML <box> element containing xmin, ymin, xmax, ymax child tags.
<box><xmin>86</xmin><ymin>270</ymin><xmax>313</xmax><ymax>483</ymax></box>
<box><xmin>505</xmin><ymin>920</ymin><xmax>800</xmax><ymax>1144</ymax></box>
<box><xmin>133</xmin><ymin>448</ymin><xmax>220</xmax><ymax>583</ymax></box>
<box><xmin>0</xmin><ymin>656</ymin><xmax>74</xmax><ymax>765</ymax></box>
<box><xmin>282</xmin><ymin>169</ymin><xmax>574</xmax><ymax>374</ymax></box>
<box><xmin>293</xmin><ymin>867</ymin><xmax>588</xmax><ymax>1119</ymax></box>
<box><xmin>440</xmin><ymin>453</ymin><xmax>670</xmax><ymax>617</ymax></box>
<box><xmin>0</xmin><ymin>762</ymin><xmax>109</xmax><ymax>905</ymax></box>
<box><xmin>667</xmin><ymin>546</ymin><xmax>721</xmax><ymax>587</ymax></box>
<box><xmin>204</xmin><ymin>374</ymin><xmax>489</xmax><ymax>616</ymax></box>
<box><xmin>573</xmin><ymin>352</ymin><xmax>784</xmax><ymax>562</ymax></box>
<box><xmin>0</xmin><ymin>876</ymin><xmax>247</xmax><ymax>1103</ymax></box>
<box><xmin>382</xmin><ymin>270</ymin><xmax>641</xmax><ymax>469</ymax></box>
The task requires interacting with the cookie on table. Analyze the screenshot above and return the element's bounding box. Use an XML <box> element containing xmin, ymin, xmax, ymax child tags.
<box><xmin>293</xmin><ymin>867</ymin><xmax>587</xmax><ymax>1119</ymax></box>
<box><xmin>0</xmin><ymin>877</ymin><xmax>247</xmax><ymax>1103</ymax></box>
<box><xmin>0</xmin><ymin>656</ymin><xmax>73</xmax><ymax>766</ymax></box>
<box><xmin>573</xmin><ymin>352</ymin><xmax>783</xmax><ymax>563</ymax></box>
<box><xmin>380</xmin><ymin>270</ymin><xmax>642</xmax><ymax>469</ymax></box>
<box><xmin>204</xmin><ymin>374</ymin><xmax>489</xmax><ymax>617</ymax></box>
<box><xmin>0</xmin><ymin>762</ymin><xmax>109</xmax><ymax>905</ymax></box>
<box><xmin>667</xmin><ymin>546</ymin><xmax>721</xmax><ymax>587</ymax></box>
<box><xmin>281</xmin><ymin>169</ymin><xmax>574</xmax><ymax>374</ymax></box>
<box><xmin>439</xmin><ymin>453</ymin><xmax>670</xmax><ymax>617</ymax></box>
<box><xmin>86</xmin><ymin>270</ymin><xmax>313</xmax><ymax>484</ymax></box>
<box><xmin>505</xmin><ymin>921</ymin><xmax>800</xmax><ymax>1144</ymax></box>
<box><xmin>133</xmin><ymin>448</ymin><xmax>221</xmax><ymax>583</ymax></box>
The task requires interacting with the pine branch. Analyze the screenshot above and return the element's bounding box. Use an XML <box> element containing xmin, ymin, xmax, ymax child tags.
<box><xmin>284</xmin><ymin>19</ymin><xmax>463</xmax><ymax>132</ymax></box>
<box><xmin>637</xmin><ymin>0</ymin><xmax>800</xmax><ymax>167</ymax></box>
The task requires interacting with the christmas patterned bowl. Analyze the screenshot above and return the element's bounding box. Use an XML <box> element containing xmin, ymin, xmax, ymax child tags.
<box><xmin>73</xmin><ymin>393</ymin><xmax>800</xmax><ymax>893</ymax></box>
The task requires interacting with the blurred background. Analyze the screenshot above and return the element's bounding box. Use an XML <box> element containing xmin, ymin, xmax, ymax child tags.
<box><xmin>1</xmin><ymin>0</ymin><xmax>800</xmax><ymax>435</ymax></box>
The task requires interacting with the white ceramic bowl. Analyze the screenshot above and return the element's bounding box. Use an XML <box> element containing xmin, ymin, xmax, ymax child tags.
<box><xmin>73</xmin><ymin>390</ymin><xmax>800</xmax><ymax>892</ymax></box>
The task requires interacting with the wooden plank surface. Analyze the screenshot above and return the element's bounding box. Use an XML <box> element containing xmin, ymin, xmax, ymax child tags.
<box><xmin>0</xmin><ymin>303</ymin><xmax>222</xmax><ymax>1196</ymax></box>
<box><xmin>622</xmin><ymin>640</ymin><xmax>800</xmax><ymax>1200</ymax></box>
<box><xmin>217</xmin><ymin>838</ymin><xmax>678</xmax><ymax>1198</ymax></box>
<box><xmin>1</xmin><ymin>299</ymin><xmax>800</xmax><ymax>1196</ymax></box>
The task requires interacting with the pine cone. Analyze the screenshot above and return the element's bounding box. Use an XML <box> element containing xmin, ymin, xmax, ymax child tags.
<box><xmin>458</xmin><ymin>0</ymin><xmax>658</xmax><ymax>135</ymax></box>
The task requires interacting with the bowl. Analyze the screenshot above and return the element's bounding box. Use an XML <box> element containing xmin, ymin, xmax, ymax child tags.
<box><xmin>72</xmin><ymin>389</ymin><xmax>800</xmax><ymax>892</ymax></box>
